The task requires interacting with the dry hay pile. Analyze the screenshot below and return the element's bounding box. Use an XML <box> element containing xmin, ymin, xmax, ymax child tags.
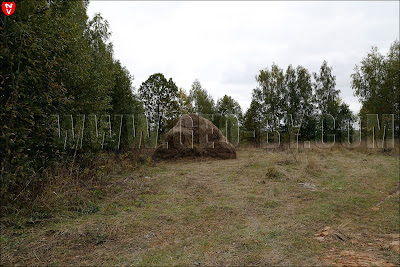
<box><xmin>152</xmin><ymin>114</ymin><xmax>236</xmax><ymax>160</ymax></box>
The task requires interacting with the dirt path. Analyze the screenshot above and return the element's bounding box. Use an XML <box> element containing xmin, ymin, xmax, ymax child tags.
<box><xmin>2</xmin><ymin>148</ymin><xmax>399</xmax><ymax>266</ymax></box>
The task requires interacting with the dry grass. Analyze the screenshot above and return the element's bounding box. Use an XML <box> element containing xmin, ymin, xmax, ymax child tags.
<box><xmin>305</xmin><ymin>158</ymin><xmax>320</xmax><ymax>175</ymax></box>
<box><xmin>1</xmin><ymin>146</ymin><xmax>399</xmax><ymax>266</ymax></box>
<box><xmin>265</xmin><ymin>166</ymin><xmax>282</xmax><ymax>180</ymax></box>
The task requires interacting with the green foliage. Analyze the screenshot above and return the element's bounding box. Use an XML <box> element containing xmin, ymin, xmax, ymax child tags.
<box><xmin>189</xmin><ymin>79</ymin><xmax>215</xmax><ymax>115</ymax></box>
<box><xmin>312</xmin><ymin>60</ymin><xmax>339</xmax><ymax>115</ymax></box>
<box><xmin>284</xmin><ymin>65</ymin><xmax>316</xmax><ymax>141</ymax></box>
<box><xmin>244</xmin><ymin>94</ymin><xmax>264</xmax><ymax>133</ymax></box>
<box><xmin>246</xmin><ymin>63</ymin><xmax>313</xmax><ymax>140</ymax></box>
<box><xmin>215</xmin><ymin>95</ymin><xmax>242</xmax><ymax>143</ymax></box>
<box><xmin>110</xmin><ymin>60</ymin><xmax>142</xmax><ymax>115</ymax></box>
<box><xmin>138</xmin><ymin>73</ymin><xmax>179</xmax><ymax>135</ymax></box>
<box><xmin>245</xmin><ymin>62</ymin><xmax>354</xmax><ymax>142</ymax></box>
<box><xmin>255</xmin><ymin>63</ymin><xmax>285</xmax><ymax>130</ymax></box>
<box><xmin>109</xmin><ymin>60</ymin><xmax>144</xmax><ymax>151</ymax></box>
<box><xmin>351</xmin><ymin>41</ymin><xmax>400</xmax><ymax>131</ymax></box>
<box><xmin>313</xmin><ymin>61</ymin><xmax>354</xmax><ymax>141</ymax></box>
<box><xmin>0</xmin><ymin>0</ymin><xmax>142</xmax><ymax>204</ymax></box>
<box><xmin>177</xmin><ymin>87</ymin><xmax>194</xmax><ymax>114</ymax></box>
<box><xmin>216</xmin><ymin>95</ymin><xmax>242</xmax><ymax>118</ymax></box>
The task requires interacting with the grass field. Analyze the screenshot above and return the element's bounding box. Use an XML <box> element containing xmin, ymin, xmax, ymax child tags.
<box><xmin>1</xmin><ymin>147</ymin><xmax>399</xmax><ymax>266</ymax></box>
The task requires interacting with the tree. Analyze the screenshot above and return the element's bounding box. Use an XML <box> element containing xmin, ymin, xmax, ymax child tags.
<box><xmin>244</xmin><ymin>91</ymin><xmax>264</xmax><ymax>143</ymax></box>
<box><xmin>108</xmin><ymin>60</ymin><xmax>143</xmax><ymax>150</ymax></box>
<box><xmin>283</xmin><ymin>65</ymin><xmax>314</xmax><ymax>118</ymax></box>
<box><xmin>313</xmin><ymin>61</ymin><xmax>353</xmax><ymax>140</ymax></box>
<box><xmin>0</xmin><ymin>0</ymin><xmax>140</xmax><ymax>202</ymax></box>
<box><xmin>246</xmin><ymin>62</ymin><xmax>353</xmax><ymax>143</ymax></box>
<box><xmin>283</xmin><ymin>65</ymin><xmax>315</xmax><ymax>140</ymax></box>
<box><xmin>386</xmin><ymin>41</ymin><xmax>400</xmax><ymax>125</ymax></box>
<box><xmin>109</xmin><ymin>60</ymin><xmax>144</xmax><ymax>116</ymax></box>
<box><xmin>0</xmin><ymin>0</ymin><xmax>90</xmax><ymax>197</ymax></box>
<box><xmin>313</xmin><ymin>60</ymin><xmax>340</xmax><ymax>115</ymax></box>
<box><xmin>255</xmin><ymin>63</ymin><xmax>285</xmax><ymax>131</ymax></box>
<box><xmin>215</xmin><ymin>95</ymin><xmax>243</xmax><ymax>140</ymax></box>
<box><xmin>351</xmin><ymin>41</ymin><xmax>399</xmax><ymax>126</ymax></box>
<box><xmin>188</xmin><ymin>79</ymin><xmax>215</xmax><ymax>115</ymax></box>
<box><xmin>74</xmin><ymin>13</ymin><xmax>114</xmax><ymax>114</ymax></box>
<box><xmin>138</xmin><ymin>73</ymin><xmax>179</xmax><ymax>135</ymax></box>
<box><xmin>177</xmin><ymin>87</ymin><xmax>194</xmax><ymax>114</ymax></box>
<box><xmin>216</xmin><ymin>95</ymin><xmax>242</xmax><ymax>117</ymax></box>
<box><xmin>284</xmin><ymin>65</ymin><xmax>298</xmax><ymax>117</ymax></box>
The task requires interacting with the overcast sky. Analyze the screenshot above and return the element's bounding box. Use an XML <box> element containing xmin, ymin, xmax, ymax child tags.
<box><xmin>87</xmin><ymin>1</ymin><xmax>399</xmax><ymax>114</ymax></box>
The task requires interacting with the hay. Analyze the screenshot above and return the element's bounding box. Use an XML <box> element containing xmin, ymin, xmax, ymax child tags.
<box><xmin>153</xmin><ymin>114</ymin><xmax>236</xmax><ymax>160</ymax></box>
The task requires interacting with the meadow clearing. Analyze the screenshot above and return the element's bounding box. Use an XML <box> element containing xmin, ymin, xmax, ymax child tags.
<box><xmin>1</xmin><ymin>146</ymin><xmax>399</xmax><ymax>266</ymax></box>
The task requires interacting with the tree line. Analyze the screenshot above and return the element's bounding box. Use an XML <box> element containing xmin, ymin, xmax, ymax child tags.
<box><xmin>1</xmin><ymin>0</ymin><xmax>398</xmax><ymax>200</ymax></box>
<box><xmin>1</xmin><ymin>1</ymin><xmax>143</xmax><ymax>199</ymax></box>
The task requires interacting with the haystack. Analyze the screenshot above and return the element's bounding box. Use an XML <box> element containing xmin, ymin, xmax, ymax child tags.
<box><xmin>152</xmin><ymin>114</ymin><xmax>236</xmax><ymax>160</ymax></box>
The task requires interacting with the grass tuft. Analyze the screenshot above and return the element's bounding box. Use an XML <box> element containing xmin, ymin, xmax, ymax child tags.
<box><xmin>265</xmin><ymin>166</ymin><xmax>282</xmax><ymax>179</ymax></box>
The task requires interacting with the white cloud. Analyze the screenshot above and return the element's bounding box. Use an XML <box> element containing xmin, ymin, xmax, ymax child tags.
<box><xmin>88</xmin><ymin>1</ymin><xmax>399</xmax><ymax>114</ymax></box>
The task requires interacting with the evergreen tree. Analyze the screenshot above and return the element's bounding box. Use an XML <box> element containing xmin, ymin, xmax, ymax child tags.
<box><xmin>216</xmin><ymin>95</ymin><xmax>242</xmax><ymax>118</ymax></box>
